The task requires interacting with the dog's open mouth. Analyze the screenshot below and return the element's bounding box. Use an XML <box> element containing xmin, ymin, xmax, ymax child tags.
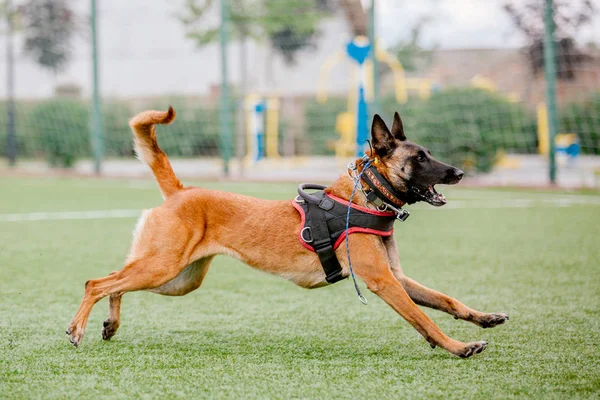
<box><xmin>412</xmin><ymin>185</ymin><xmax>447</xmax><ymax>207</ymax></box>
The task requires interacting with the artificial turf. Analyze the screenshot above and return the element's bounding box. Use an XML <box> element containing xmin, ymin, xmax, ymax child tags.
<box><xmin>0</xmin><ymin>177</ymin><xmax>599</xmax><ymax>399</ymax></box>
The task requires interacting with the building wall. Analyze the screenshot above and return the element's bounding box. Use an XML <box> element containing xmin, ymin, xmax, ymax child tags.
<box><xmin>0</xmin><ymin>0</ymin><xmax>355</xmax><ymax>100</ymax></box>
<box><xmin>420</xmin><ymin>48</ymin><xmax>600</xmax><ymax>106</ymax></box>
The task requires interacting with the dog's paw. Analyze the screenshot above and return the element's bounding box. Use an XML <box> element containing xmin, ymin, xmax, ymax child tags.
<box><xmin>476</xmin><ymin>313</ymin><xmax>509</xmax><ymax>329</ymax></box>
<box><xmin>102</xmin><ymin>319</ymin><xmax>119</xmax><ymax>341</ymax></box>
<box><xmin>65</xmin><ymin>324</ymin><xmax>84</xmax><ymax>348</ymax></box>
<box><xmin>456</xmin><ymin>341</ymin><xmax>487</xmax><ymax>358</ymax></box>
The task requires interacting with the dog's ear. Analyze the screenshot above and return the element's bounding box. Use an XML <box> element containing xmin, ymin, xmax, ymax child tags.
<box><xmin>371</xmin><ymin>114</ymin><xmax>395</xmax><ymax>157</ymax></box>
<box><xmin>391</xmin><ymin>111</ymin><xmax>406</xmax><ymax>141</ymax></box>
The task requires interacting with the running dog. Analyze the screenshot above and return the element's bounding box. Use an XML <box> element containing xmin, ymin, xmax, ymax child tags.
<box><xmin>66</xmin><ymin>108</ymin><xmax>508</xmax><ymax>358</ymax></box>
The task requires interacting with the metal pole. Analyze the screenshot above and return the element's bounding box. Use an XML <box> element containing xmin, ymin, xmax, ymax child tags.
<box><xmin>368</xmin><ymin>0</ymin><xmax>379</xmax><ymax>114</ymax></box>
<box><xmin>544</xmin><ymin>0</ymin><xmax>557</xmax><ymax>184</ymax></box>
<box><xmin>219</xmin><ymin>0</ymin><xmax>232</xmax><ymax>176</ymax></box>
<box><xmin>90</xmin><ymin>0</ymin><xmax>103</xmax><ymax>174</ymax></box>
<box><xmin>236</xmin><ymin>35</ymin><xmax>247</xmax><ymax>176</ymax></box>
<box><xmin>6</xmin><ymin>0</ymin><xmax>16</xmax><ymax>166</ymax></box>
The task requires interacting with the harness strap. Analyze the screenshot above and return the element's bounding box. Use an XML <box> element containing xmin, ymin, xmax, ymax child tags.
<box><xmin>306</xmin><ymin>200</ymin><xmax>346</xmax><ymax>284</ymax></box>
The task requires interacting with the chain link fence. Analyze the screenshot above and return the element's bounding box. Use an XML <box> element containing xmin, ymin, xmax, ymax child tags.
<box><xmin>1</xmin><ymin>0</ymin><xmax>599</xmax><ymax>185</ymax></box>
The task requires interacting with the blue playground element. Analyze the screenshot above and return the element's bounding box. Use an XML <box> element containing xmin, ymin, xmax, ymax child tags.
<box><xmin>346</xmin><ymin>39</ymin><xmax>372</xmax><ymax>157</ymax></box>
<box><xmin>346</xmin><ymin>41</ymin><xmax>371</xmax><ymax>64</ymax></box>
<box><xmin>556</xmin><ymin>142</ymin><xmax>580</xmax><ymax>158</ymax></box>
<box><xmin>556</xmin><ymin>135</ymin><xmax>580</xmax><ymax>165</ymax></box>
<box><xmin>253</xmin><ymin>101</ymin><xmax>266</xmax><ymax>161</ymax></box>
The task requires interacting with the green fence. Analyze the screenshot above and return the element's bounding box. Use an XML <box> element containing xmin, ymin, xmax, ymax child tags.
<box><xmin>2</xmin><ymin>0</ymin><xmax>600</xmax><ymax>179</ymax></box>
<box><xmin>2</xmin><ymin>88</ymin><xmax>600</xmax><ymax>172</ymax></box>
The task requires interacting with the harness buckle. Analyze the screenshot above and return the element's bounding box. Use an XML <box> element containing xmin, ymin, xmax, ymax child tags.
<box><xmin>318</xmin><ymin>197</ymin><xmax>335</xmax><ymax>211</ymax></box>
<box><xmin>294</xmin><ymin>195</ymin><xmax>305</xmax><ymax>204</ymax></box>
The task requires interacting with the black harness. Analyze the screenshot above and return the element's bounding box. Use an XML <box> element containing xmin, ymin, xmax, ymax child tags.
<box><xmin>293</xmin><ymin>183</ymin><xmax>396</xmax><ymax>284</ymax></box>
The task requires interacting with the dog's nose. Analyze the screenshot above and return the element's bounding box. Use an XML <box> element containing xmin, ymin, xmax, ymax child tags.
<box><xmin>454</xmin><ymin>168</ymin><xmax>464</xmax><ymax>181</ymax></box>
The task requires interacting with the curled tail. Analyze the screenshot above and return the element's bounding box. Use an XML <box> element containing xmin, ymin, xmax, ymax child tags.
<box><xmin>129</xmin><ymin>106</ymin><xmax>183</xmax><ymax>198</ymax></box>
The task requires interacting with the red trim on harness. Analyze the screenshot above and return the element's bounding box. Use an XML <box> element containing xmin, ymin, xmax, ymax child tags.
<box><xmin>332</xmin><ymin>227</ymin><xmax>393</xmax><ymax>250</ymax></box>
<box><xmin>291</xmin><ymin>197</ymin><xmax>394</xmax><ymax>253</ymax></box>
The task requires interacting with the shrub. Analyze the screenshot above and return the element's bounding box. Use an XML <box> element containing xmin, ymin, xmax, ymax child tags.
<box><xmin>380</xmin><ymin>96</ymin><xmax>423</xmax><ymax>138</ymax></box>
<box><xmin>30</xmin><ymin>100</ymin><xmax>89</xmax><ymax>167</ymax></box>
<box><xmin>409</xmin><ymin>88</ymin><xmax>537</xmax><ymax>173</ymax></box>
<box><xmin>0</xmin><ymin>102</ymin><xmax>40</xmax><ymax>158</ymax></box>
<box><xmin>303</xmin><ymin>89</ymin><xmax>536</xmax><ymax>172</ymax></box>
<box><xmin>304</xmin><ymin>97</ymin><xmax>346</xmax><ymax>156</ymax></box>
<box><xmin>104</xmin><ymin>102</ymin><xmax>134</xmax><ymax>157</ymax></box>
<box><xmin>148</xmin><ymin>98</ymin><xmax>225</xmax><ymax>157</ymax></box>
<box><xmin>559</xmin><ymin>93</ymin><xmax>600</xmax><ymax>155</ymax></box>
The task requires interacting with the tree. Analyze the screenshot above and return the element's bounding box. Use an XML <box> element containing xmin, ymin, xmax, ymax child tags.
<box><xmin>338</xmin><ymin>0</ymin><xmax>367</xmax><ymax>37</ymax></box>
<box><xmin>389</xmin><ymin>17</ymin><xmax>435</xmax><ymax>73</ymax></box>
<box><xmin>179</xmin><ymin>0</ymin><xmax>332</xmax><ymax>64</ymax></box>
<box><xmin>503</xmin><ymin>0</ymin><xmax>596</xmax><ymax>80</ymax></box>
<box><xmin>18</xmin><ymin>0</ymin><xmax>77</xmax><ymax>73</ymax></box>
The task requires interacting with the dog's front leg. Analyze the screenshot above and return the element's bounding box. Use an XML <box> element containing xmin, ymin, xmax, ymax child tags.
<box><xmin>351</xmin><ymin>237</ymin><xmax>487</xmax><ymax>358</ymax></box>
<box><xmin>382</xmin><ymin>235</ymin><xmax>509</xmax><ymax>329</ymax></box>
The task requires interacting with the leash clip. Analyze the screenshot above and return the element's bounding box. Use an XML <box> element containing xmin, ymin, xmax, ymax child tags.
<box><xmin>376</xmin><ymin>201</ymin><xmax>410</xmax><ymax>222</ymax></box>
<box><xmin>396</xmin><ymin>209</ymin><xmax>410</xmax><ymax>222</ymax></box>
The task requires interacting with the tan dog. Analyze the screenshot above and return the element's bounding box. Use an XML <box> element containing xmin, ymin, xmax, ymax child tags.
<box><xmin>66</xmin><ymin>107</ymin><xmax>508</xmax><ymax>358</ymax></box>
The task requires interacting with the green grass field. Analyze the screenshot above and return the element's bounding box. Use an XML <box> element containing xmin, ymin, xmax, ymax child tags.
<box><xmin>1</xmin><ymin>177</ymin><xmax>599</xmax><ymax>399</ymax></box>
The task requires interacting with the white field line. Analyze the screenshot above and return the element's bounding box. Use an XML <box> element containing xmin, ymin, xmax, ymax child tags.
<box><xmin>0</xmin><ymin>209</ymin><xmax>141</xmax><ymax>222</ymax></box>
<box><xmin>1</xmin><ymin>197</ymin><xmax>599</xmax><ymax>223</ymax></box>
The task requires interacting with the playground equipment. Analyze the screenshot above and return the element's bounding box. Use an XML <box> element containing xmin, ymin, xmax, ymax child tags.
<box><xmin>537</xmin><ymin>102</ymin><xmax>580</xmax><ymax>165</ymax></box>
<box><xmin>245</xmin><ymin>94</ymin><xmax>280</xmax><ymax>162</ymax></box>
<box><xmin>317</xmin><ymin>36</ymin><xmax>434</xmax><ymax>157</ymax></box>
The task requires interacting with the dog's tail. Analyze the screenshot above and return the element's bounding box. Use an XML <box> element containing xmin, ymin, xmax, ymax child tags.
<box><xmin>129</xmin><ymin>106</ymin><xmax>183</xmax><ymax>198</ymax></box>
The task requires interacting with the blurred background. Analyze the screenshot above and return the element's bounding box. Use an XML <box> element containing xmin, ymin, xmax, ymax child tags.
<box><xmin>1</xmin><ymin>0</ymin><xmax>600</xmax><ymax>187</ymax></box>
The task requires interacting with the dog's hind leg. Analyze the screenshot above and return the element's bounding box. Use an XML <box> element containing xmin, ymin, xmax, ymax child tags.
<box><xmin>67</xmin><ymin>254</ymin><xmax>192</xmax><ymax>347</ymax></box>
<box><xmin>102</xmin><ymin>291</ymin><xmax>122</xmax><ymax>340</ymax></box>
<box><xmin>98</xmin><ymin>270</ymin><xmax>123</xmax><ymax>341</ymax></box>
<box><xmin>101</xmin><ymin>257</ymin><xmax>213</xmax><ymax>341</ymax></box>
<box><xmin>67</xmin><ymin>208</ymin><xmax>201</xmax><ymax>347</ymax></box>
<box><xmin>382</xmin><ymin>236</ymin><xmax>509</xmax><ymax>329</ymax></box>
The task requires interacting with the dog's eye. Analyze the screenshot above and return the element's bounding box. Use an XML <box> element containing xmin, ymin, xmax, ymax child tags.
<box><xmin>416</xmin><ymin>155</ymin><xmax>426</xmax><ymax>162</ymax></box>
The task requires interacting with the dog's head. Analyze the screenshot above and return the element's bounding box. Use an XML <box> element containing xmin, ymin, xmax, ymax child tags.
<box><xmin>369</xmin><ymin>112</ymin><xmax>464</xmax><ymax>206</ymax></box>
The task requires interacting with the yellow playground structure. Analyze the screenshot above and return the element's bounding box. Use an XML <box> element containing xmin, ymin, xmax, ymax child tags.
<box><xmin>316</xmin><ymin>36</ymin><xmax>434</xmax><ymax>157</ymax></box>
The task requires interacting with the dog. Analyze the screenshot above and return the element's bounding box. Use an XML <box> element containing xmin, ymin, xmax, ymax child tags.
<box><xmin>66</xmin><ymin>108</ymin><xmax>508</xmax><ymax>358</ymax></box>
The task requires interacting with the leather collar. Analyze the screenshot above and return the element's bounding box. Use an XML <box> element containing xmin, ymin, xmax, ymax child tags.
<box><xmin>361</xmin><ymin>165</ymin><xmax>406</xmax><ymax>208</ymax></box>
